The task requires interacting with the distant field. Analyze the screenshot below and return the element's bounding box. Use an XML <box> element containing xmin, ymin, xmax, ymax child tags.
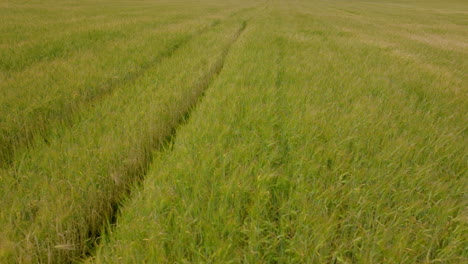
<box><xmin>0</xmin><ymin>0</ymin><xmax>466</xmax><ymax>263</ymax></box>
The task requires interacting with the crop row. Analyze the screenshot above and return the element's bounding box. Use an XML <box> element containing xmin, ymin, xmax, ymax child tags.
<box><xmin>91</xmin><ymin>4</ymin><xmax>466</xmax><ymax>263</ymax></box>
<box><xmin>0</xmin><ymin>11</ymin><xmax>251</xmax><ymax>262</ymax></box>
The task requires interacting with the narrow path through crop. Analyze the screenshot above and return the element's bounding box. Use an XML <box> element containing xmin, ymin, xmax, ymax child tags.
<box><xmin>0</xmin><ymin>19</ymin><xmax>222</xmax><ymax>168</ymax></box>
<box><xmin>82</xmin><ymin>21</ymin><xmax>248</xmax><ymax>262</ymax></box>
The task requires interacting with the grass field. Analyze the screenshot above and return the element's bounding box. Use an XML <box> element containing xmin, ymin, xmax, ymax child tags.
<box><xmin>0</xmin><ymin>0</ymin><xmax>467</xmax><ymax>263</ymax></box>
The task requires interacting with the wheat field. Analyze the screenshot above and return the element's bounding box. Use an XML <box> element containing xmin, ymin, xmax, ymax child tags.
<box><xmin>0</xmin><ymin>0</ymin><xmax>466</xmax><ymax>263</ymax></box>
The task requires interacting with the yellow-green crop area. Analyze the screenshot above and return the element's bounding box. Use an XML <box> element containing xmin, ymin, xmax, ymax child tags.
<box><xmin>0</xmin><ymin>0</ymin><xmax>467</xmax><ymax>263</ymax></box>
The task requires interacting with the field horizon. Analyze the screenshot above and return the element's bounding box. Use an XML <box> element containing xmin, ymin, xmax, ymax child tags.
<box><xmin>0</xmin><ymin>0</ymin><xmax>467</xmax><ymax>263</ymax></box>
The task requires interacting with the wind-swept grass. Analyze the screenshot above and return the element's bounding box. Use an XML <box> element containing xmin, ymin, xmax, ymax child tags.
<box><xmin>0</xmin><ymin>2</ymin><xmax>245</xmax><ymax>167</ymax></box>
<box><xmin>91</xmin><ymin>1</ymin><xmax>466</xmax><ymax>263</ymax></box>
<box><xmin>1</xmin><ymin>0</ymin><xmax>466</xmax><ymax>263</ymax></box>
<box><xmin>0</xmin><ymin>9</ymin><xmax>251</xmax><ymax>262</ymax></box>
